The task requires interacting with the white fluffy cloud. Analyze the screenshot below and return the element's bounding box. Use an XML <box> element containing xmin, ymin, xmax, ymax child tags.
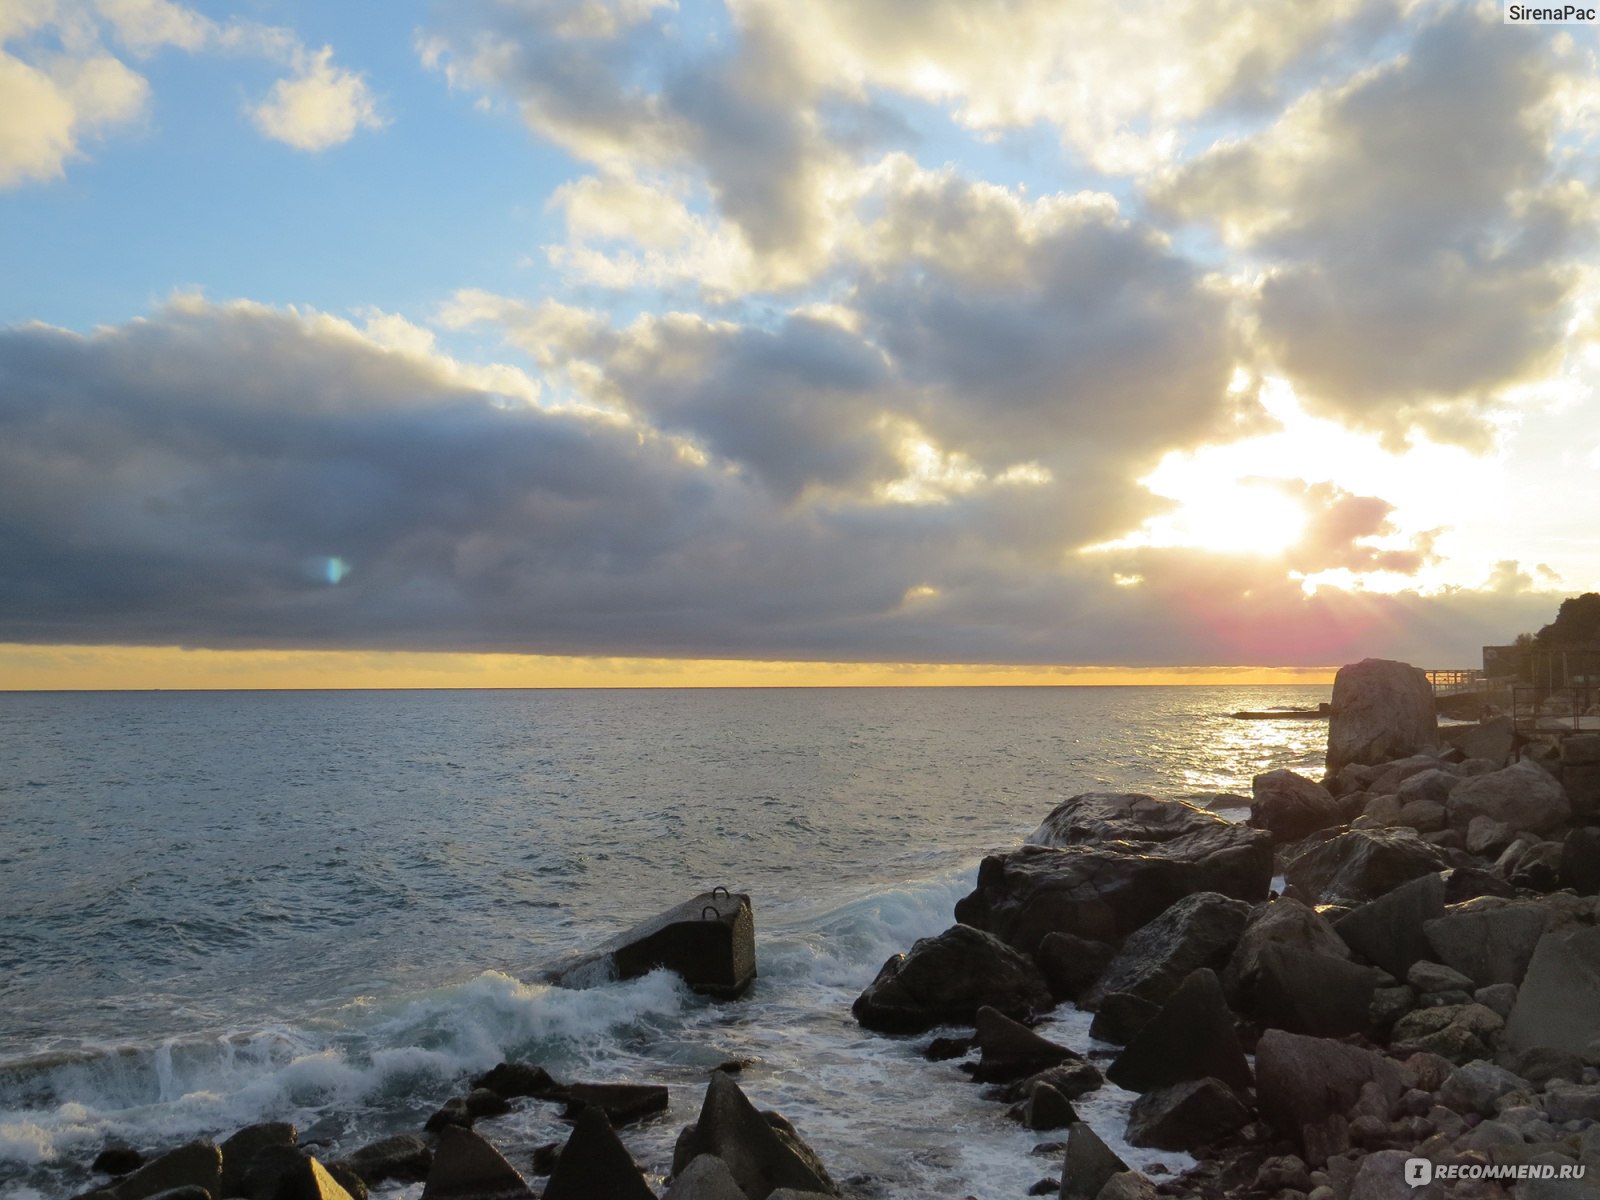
<box><xmin>249</xmin><ymin>45</ymin><xmax>383</xmax><ymax>152</ymax></box>
<box><xmin>0</xmin><ymin>45</ymin><xmax>147</xmax><ymax>186</ymax></box>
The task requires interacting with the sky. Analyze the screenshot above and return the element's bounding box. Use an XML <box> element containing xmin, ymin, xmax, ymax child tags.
<box><xmin>1</xmin><ymin>0</ymin><xmax>1598</xmax><ymax>688</ymax></box>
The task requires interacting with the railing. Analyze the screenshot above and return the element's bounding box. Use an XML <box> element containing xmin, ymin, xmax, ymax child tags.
<box><xmin>1426</xmin><ymin>669</ymin><xmax>1482</xmax><ymax>696</ymax></box>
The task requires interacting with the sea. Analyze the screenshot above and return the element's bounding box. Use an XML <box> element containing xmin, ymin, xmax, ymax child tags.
<box><xmin>0</xmin><ymin>686</ymin><xmax>1330</xmax><ymax>1200</ymax></box>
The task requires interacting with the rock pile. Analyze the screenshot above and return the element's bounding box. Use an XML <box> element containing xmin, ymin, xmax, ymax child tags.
<box><xmin>850</xmin><ymin>658</ymin><xmax>1600</xmax><ymax>1200</ymax></box>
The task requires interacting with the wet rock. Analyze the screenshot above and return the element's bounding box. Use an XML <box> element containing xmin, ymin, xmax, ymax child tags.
<box><xmin>671</xmin><ymin>1071</ymin><xmax>837</xmax><ymax>1199</ymax></box>
<box><xmin>1125</xmin><ymin>1077</ymin><xmax>1249</xmax><ymax>1151</ymax></box>
<box><xmin>852</xmin><ymin>923</ymin><xmax>1052</xmax><ymax>1033</ymax></box>
<box><xmin>425</xmin><ymin>1097</ymin><xmax>472</xmax><ymax>1133</ymax></box>
<box><xmin>1007</xmin><ymin>1060</ymin><xmax>1106</xmax><ymax>1105</ymax></box>
<box><xmin>1251</xmin><ymin>770</ymin><xmax>1343</xmax><ymax>844</ymax></box>
<box><xmin>529</xmin><ymin>1144</ymin><xmax>561</xmax><ymax>1177</ymax></box>
<box><xmin>1333</xmin><ymin>872</ymin><xmax>1446</xmax><ymax>980</ymax></box>
<box><xmin>1017</xmin><ymin>1081</ymin><xmax>1079</xmax><ymax>1131</ymax></box>
<box><xmin>1107</xmin><ymin>969</ymin><xmax>1251</xmax><ymax>1094</ymax></box>
<box><xmin>1080</xmin><ymin>891</ymin><xmax>1250</xmax><ymax>1011</ymax></box>
<box><xmin>1087</xmin><ymin>993</ymin><xmax>1159</xmax><ymax>1045</ymax></box>
<box><xmin>956</xmin><ymin>826</ymin><xmax>1272</xmax><ymax>956</ymax></box>
<box><xmin>541</xmin><ymin>1108</ymin><xmax>650</xmax><ymax>1200</ymax></box>
<box><xmin>105</xmin><ymin>1141</ymin><xmax>222</xmax><ymax>1200</ymax></box>
<box><xmin>220</xmin><ymin>1123</ymin><xmax>298</xmax><ymax>1198</ymax></box>
<box><xmin>663</xmin><ymin>1154</ymin><xmax>746</xmax><ymax>1200</ymax></box>
<box><xmin>339</xmin><ymin>1135</ymin><xmax>432</xmax><ymax>1187</ymax></box>
<box><xmin>1558</xmin><ymin>828</ymin><xmax>1600</xmax><ymax>896</ymax></box>
<box><xmin>1036</xmin><ymin>932</ymin><xmax>1116</xmax><ymax>1003</ymax></box>
<box><xmin>264</xmin><ymin>1156</ymin><xmax>357</xmax><ymax>1200</ymax></box>
<box><xmin>1325</xmin><ymin>659</ymin><xmax>1439</xmax><ymax>775</ymax></box>
<box><xmin>1253</xmin><ymin>942</ymin><xmax>1377</xmax><ymax>1037</ymax></box>
<box><xmin>1255</xmin><ymin>1030</ymin><xmax>1406</xmax><ymax>1157</ymax></box>
<box><xmin>1028</xmin><ymin>1180</ymin><xmax>1060</xmax><ymax>1197</ymax></box>
<box><xmin>465</xmin><ymin>1088</ymin><xmax>511</xmax><ymax>1119</ymax></box>
<box><xmin>923</xmin><ymin>1035</ymin><xmax>972</xmax><ymax>1061</ymax></box>
<box><xmin>471</xmin><ymin>1063</ymin><xmax>556</xmax><ymax>1099</ymax></box>
<box><xmin>1502</xmin><ymin>927</ymin><xmax>1600</xmax><ymax>1058</ymax></box>
<box><xmin>1224</xmin><ymin>897</ymin><xmax>1349</xmax><ymax>1004</ymax></box>
<box><xmin>1424</xmin><ymin>904</ymin><xmax>1551</xmax><ymax>988</ymax></box>
<box><xmin>553</xmin><ymin>1082</ymin><xmax>670</xmax><ymax>1127</ymax></box>
<box><xmin>1283</xmin><ymin>827</ymin><xmax>1450</xmax><ymax>907</ymax></box>
<box><xmin>1446</xmin><ymin>759</ymin><xmax>1572</xmax><ymax>837</ymax></box>
<box><xmin>92</xmin><ymin>1146</ymin><xmax>144</xmax><ymax>1177</ymax></box>
<box><xmin>1061</xmin><ymin>1122</ymin><xmax>1127</xmax><ymax>1200</ymax></box>
<box><xmin>545</xmin><ymin>891</ymin><xmax>758</xmax><ymax>998</ymax></box>
<box><xmin>971</xmin><ymin>1006</ymin><xmax>1077</xmax><ymax>1083</ymax></box>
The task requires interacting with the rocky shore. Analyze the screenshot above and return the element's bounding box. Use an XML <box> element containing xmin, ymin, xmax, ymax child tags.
<box><xmin>63</xmin><ymin>658</ymin><xmax>1600</xmax><ymax>1200</ymax></box>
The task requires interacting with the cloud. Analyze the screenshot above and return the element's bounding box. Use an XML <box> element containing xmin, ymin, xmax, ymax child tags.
<box><xmin>248</xmin><ymin>45</ymin><xmax>384</xmax><ymax>152</ymax></box>
<box><xmin>0</xmin><ymin>0</ymin><xmax>380</xmax><ymax>186</ymax></box>
<box><xmin>1151</xmin><ymin>6</ymin><xmax>1596</xmax><ymax>446</ymax></box>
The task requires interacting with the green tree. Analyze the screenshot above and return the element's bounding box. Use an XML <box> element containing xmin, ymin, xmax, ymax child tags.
<box><xmin>1536</xmin><ymin>593</ymin><xmax>1600</xmax><ymax>645</ymax></box>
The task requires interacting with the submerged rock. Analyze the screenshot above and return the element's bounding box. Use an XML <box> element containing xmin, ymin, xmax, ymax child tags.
<box><xmin>544</xmin><ymin>891</ymin><xmax>757</xmax><ymax>998</ymax></box>
<box><xmin>1324</xmin><ymin>658</ymin><xmax>1438</xmax><ymax>775</ymax></box>
<box><xmin>852</xmin><ymin>923</ymin><xmax>1052</xmax><ymax>1033</ymax></box>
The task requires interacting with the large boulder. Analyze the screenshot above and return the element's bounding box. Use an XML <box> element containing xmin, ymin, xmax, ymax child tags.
<box><xmin>102</xmin><ymin>1142</ymin><xmax>222</xmax><ymax>1200</ymax></box>
<box><xmin>1060</xmin><ymin>1122</ymin><xmax>1127</xmax><ymax>1200</ymax></box>
<box><xmin>671</xmin><ymin>1072</ymin><xmax>838</xmax><ymax>1199</ymax></box>
<box><xmin>219</xmin><ymin>1123</ymin><xmax>298</xmax><ymax>1198</ymax></box>
<box><xmin>1106</xmin><ymin>969</ymin><xmax>1251</xmax><ymax>1094</ymax></box>
<box><xmin>1249</xmin><ymin>770</ymin><xmax>1342</xmax><ymax>843</ymax></box>
<box><xmin>1333</xmin><ymin>872</ymin><xmax>1446</xmax><ymax>980</ymax></box>
<box><xmin>851</xmin><ymin>923</ymin><xmax>1052</xmax><ymax>1032</ymax></box>
<box><xmin>664</xmin><ymin>1155</ymin><xmax>748</xmax><ymax>1200</ymax></box>
<box><xmin>1282</xmin><ymin>827</ymin><xmax>1450</xmax><ymax>906</ymax></box>
<box><xmin>1325</xmin><ymin>659</ymin><xmax>1439</xmax><ymax>775</ymax></box>
<box><xmin>423</xmin><ymin>1126</ymin><xmax>537</xmax><ymax>1200</ymax></box>
<box><xmin>1441</xmin><ymin>716</ymin><xmax>1516</xmax><ymax>768</ymax></box>
<box><xmin>1026</xmin><ymin>793</ymin><xmax>1230</xmax><ymax>848</ymax></box>
<box><xmin>338</xmin><ymin>1135</ymin><xmax>433</xmax><ymax>1187</ymax></box>
<box><xmin>1223</xmin><ymin>898</ymin><xmax>1350</xmax><ymax>1004</ymax></box>
<box><xmin>542</xmin><ymin>1108</ymin><xmax>652</xmax><ymax>1200</ymax></box>
<box><xmin>1502</xmin><ymin>928</ymin><xmax>1600</xmax><ymax>1058</ymax></box>
<box><xmin>1423</xmin><ymin>903</ymin><xmax>1550</xmax><ymax>988</ymax></box>
<box><xmin>1252</xmin><ymin>942</ymin><xmax>1377</xmax><ymax>1037</ymax></box>
<box><xmin>1445</xmin><ymin>758</ymin><xmax>1572</xmax><ymax>836</ymax></box>
<box><xmin>545</xmin><ymin>891</ymin><xmax>757</xmax><ymax>998</ymax></box>
<box><xmin>955</xmin><ymin>830</ymin><xmax>1272</xmax><ymax>956</ymax></box>
<box><xmin>971</xmin><ymin>1006</ymin><xmax>1078</xmax><ymax>1083</ymax></box>
<box><xmin>1079</xmin><ymin>891</ymin><xmax>1250</xmax><ymax>1011</ymax></box>
<box><xmin>1036</xmin><ymin>932</ymin><xmax>1116</xmax><ymax>1003</ymax></box>
<box><xmin>1125</xmin><ymin>1078</ymin><xmax>1250</xmax><ymax>1151</ymax></box>
<box><xmin>1255</xmin><ymin>1030</ymin><xmax>1406</xmax><ymax>1155</ymax></box>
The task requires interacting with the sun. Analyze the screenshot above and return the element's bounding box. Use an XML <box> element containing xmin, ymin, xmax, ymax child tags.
<box><xmin>1086</xmin><ymin>477</ymin><xmax>1309</xmax><ymax>558</ymax></box>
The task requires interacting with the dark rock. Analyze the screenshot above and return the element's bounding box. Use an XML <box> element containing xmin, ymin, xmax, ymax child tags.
<box><xmin>1368</xmin><ymin>754</ymin><xmax>1452</xmax><ymax>796</ymax></box>
<box><xmin>1370</xmin><ymin>985</ymin><xmax>1417</xmax><ymax>1032</ymax></box>
<box><xmin>554</xmin><ymin>1082</ymin><xmax>670</xmax><ymax>1127</ymax></box>
<box><xmin>471</xmin><ymin>1063</ymin><xmax>556</xmax><ymax>1099</ymax></box>
<box><xmin>971</xmin><ymin>1006</ymin><xmax>1076</xmax><ymax>1083</ymax></box>
<box><xmin>1087</xmin><ymin>993</ymin><xmax>1159</xmax><ymax>1045</ymax></box>
<box><xmin>263</xmin><ymin>1156</ymin><xmax>356</xmax><ymax>1200</ymax></box>
<box><xmin>1080</xmin><ymin>891</ymin><xmax>1250</xmax><ymax>1012</ymax></box>
<box><xmin>1061</xmin><ymin>1121</ymin><xmax>1127</xmax><ymax>1200</ymax></box>
<box><xmin>1441</xmin><ymin>864</ymin><xmax>1518</xmax><ymax>903</ymax></box>
<box><xmin>1125</xmin><ymin>1077</ymin><xmax>1249</xmax><ymax>1151</ymax></box>
<box><xmin>1324</xmin><ymin>659</ymin><xmax>1439</xmax><ymax>774</ymax></box>
<box><xmin>540</xmin><ymin>1108</ymin><xmax>649</xmax><ymax>1200</ymax></box>
<box><xmin>1253</xmin><ymin>942</ymin><xmax>1377</xmax><ymax>1037</ymax></box>
<box><xmin>1398</xmin><ymin>799</ymin><xmax>1448</xmax><ymax>834</ymax></box>
<box><xmin>138</xmin><ymin>1189</ymin><xmax>212</xmax><ymax>1200</ymax></box>
<box><xmin>1423</xmin><ymin>903</ymin><xmax>1551</xmax><ymax>987</ymax></box>
<box><xmin>1397</xmin><ymin>768</ymin><xmax>1459</xmax><ymax>808</ymax></box>
<box><xmin>1250</xmin><ymin>769</ymin><xmax>1342</xmax><ymax>843</ymax></box>
<box><xmin>671</xmin><ymin>1072</ymin><xmax>837</xmax><ymax>1198</ymax></box>
<box><xmin>955</xmin><ymin>827</ymin><xmax>1272</xmax><ymax>956</ymax></box>
<box><xmin>1446</xmin><ymin>759</ymin><xmax>1572</xmax><ymax>836</ymax></box>
<box><xmin>663</xmin><ymin>1154</ymin><xmax>747</xmax><ymax>1200</ymax></box>
<box><xmin>1028</xmin><ymin>1180</ymin><xmax>1059</xmax><ymax>1197</ymax></box>
<box><xmin>1008</xmin><ymin>1060</ymin><xmax>1105</xmax><ymax>1105</ymax></box>
<box><xmin>465</xmin><ymin>1088</ymin><xmax>511</xmax><ymax>1119</ymax></box>
<box><xmin>322</xmin><ymin>1163</ymin><xmax>365</xmax><ymax>1200</ymax></box>
<box><xmin>1442</xmin><ymin>717</ymin><xmax>1515</xmax><ymax>767</ymax></box>
<box><xmin>851</xmin><ymin>923</ymin><xmax>1052</xmax><ymax>1032</ymax></box>
<box><xmin>1283</xmin><ymin>827</ymin><xmax>1450</xmax><ymax>906</ymax></box>
<box><xmin>1026</xmin><ymin>792</ymin><xmax>1233</xmax><ymax>848</ymax></box>
<box><xmin>1510</xmin><ymin>842</ymin><xmax>1565</xmax><ymax>891</ymax></box>
<box><xmin>529</xmin><ymin>1144</ymin><xmax>561</xmax><ymax>1177</ymax></box>
<box><xmin>106</xmin><ymin>1141</ymin><xmax>222</xmax><ymax>1200</ymax></box>
<box><xmin>1019</xmin><ymin>1082</ymin><xmax>1078</xmax><ymax>1131</ymax></box>
<box><xmin>1502</xmin><ymin>927</ymin><xmax>1600</xmax><ymax>1058</ymax></box>
<box><xmin>1223</xmin><ymin>897</ymin><xmax>1349</xmax><ymax>1004</ymax></box>
<box><xmin>424</xmin><ymin>1097</ymin><xmax>472</xmax><ymax>1133</ymax></box>
<box><xmin>923</xmin><ymin>1035</ymin><xmax>972</xmax><ymax>1061</ymax></box>
<box><xmin>1094</xmin><ymin>1172</ymin><xmax>1159</xmax><ymax>1200</ymax></box>
<box><xmin>1255</xmin><ymin>1030</ymin><xmax>1405</xmax><ymax>1156</ymax></box>
<box><xmin>1107</xmin><ymin>969</ymin><xmax>1251</xmax><ymax>1094</ymax></box>
<box><xmin>1438</xmin><ymin>1061</ymin><xmax>1528</xmax><ymax>1116</ymax></box>
<box><xmin>92</xmin><ymin>1146</ymin><xmax>144</xmax><ymax>1177</ymax></box>
<box><xmin>1407</xmin><ymin>960</ymin><xmax>1475</xmax><ymax>992</ymax></box>
<box><xmin>339</xmin><ymin>1135</ymin><xmax>432</xmax><ymax>1187</ymax></box>
<box><xmin>241</xmin><ymin>1143</ymin><xmax>309</xmax><ymax>1200</ymax></box>
<box><xmin>220</xmin><ymin>1122</ymin><xmax>297</xmax><ymax>1198</ymax></box>
<box><xmin>1559</xmin><ymin>828</ymin><xmax>1600</xmax><ymax>896</ymax></box>
<box><xmin>1390</xmin><ymin>1002</ymin><xmax>1504</xmax><ymax>1063</ymax></box>
<box><xmin>1333</xmin><ymin>872</ymin><xmax>1446</xmax><ymax>979</ymax></box>
<box><xmin>544</xmin><ymin>891</ymin><xmax>757</xmax><ymax>998</ymax></box>
<box><xmin>1504</xmin><ymin>1045</ymin><xmax>1584</xmax><ymax>1086</ymax></box>
<box><xmin>1036</xmin><ymin>932</ymin><xmax>1116</xmax><ymax>1004</ymax></box>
